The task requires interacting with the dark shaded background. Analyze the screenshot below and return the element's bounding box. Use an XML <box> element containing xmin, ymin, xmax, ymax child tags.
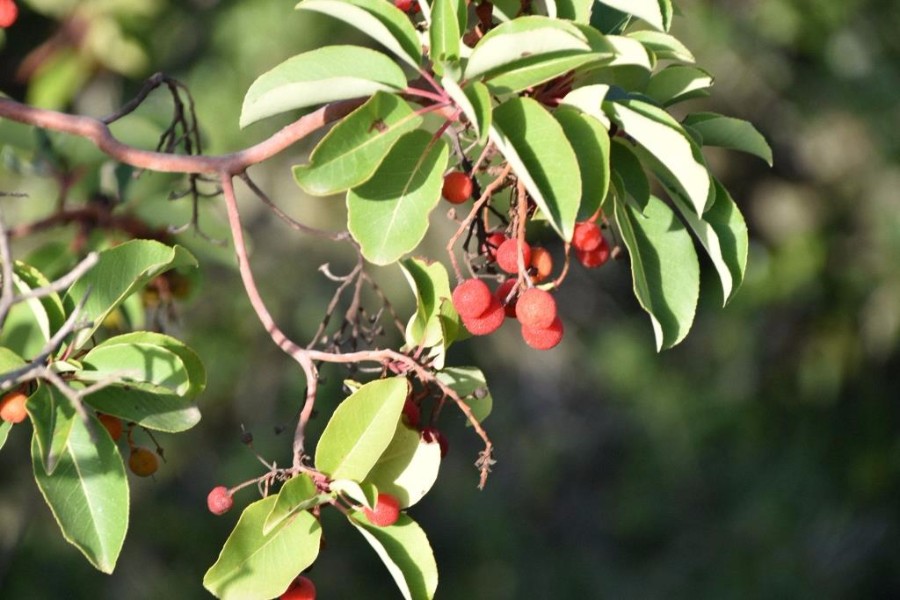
<box><xmin>1</xmin><ymin>0</ymin><xmax>899</xmax><ymax>597</ymax></box>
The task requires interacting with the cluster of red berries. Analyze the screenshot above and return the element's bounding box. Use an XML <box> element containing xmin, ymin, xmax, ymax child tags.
<box><xmin>0</xmin><ymin>0</ymin><xmax>16</xmax><ymax>28</ymax></box>
<box><xmin>572</xmin><ymin>220</ymin><xmax>611</xmax><ymax>268</ymax></box>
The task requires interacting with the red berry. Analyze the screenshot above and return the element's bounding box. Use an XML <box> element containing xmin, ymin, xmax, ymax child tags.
<box><xmin>572</xmin><ymin>221</ymin><xmax>602</xmax><ymax>252</ymax></box>
<box><xmin>402</xmin><ymin>398</ymin><xmax>420</xmax><ymax>429</ymax></box>
<box><xmin>496</xmin><ymin>238</ymin><xmax>532</xmax><ymax>274</ymax></box>
<box><xmin>482</xmin><ymin>232</ymin><xmax>508</xmax><ymax>262</ymax></box>
<box><xmin>281</xmin><ymin>575</ymin><xmax>317</xmax><ymax>600</ymax></box>
<box><xmin>452</xmin><ymin>278</ymin><xmax>492</xmax><ymax>318</ymax></box>
<box><xmin>442</xmin><ymin>171</ymin><xmax>473</xmax><ymax>204</ymax></box>
<box><xmin>0</xmin><ymin>389</ymin><xmax>27</xmax><ymax>424</ymax></box>
<box><xmin>575</xmin><ymin>236</ymin><xmax>610</xmax><ymax>268</ymax></box>
<box><xmin>521</xmin><ymin>316</ymin><xmax>565</xmax><ymax>350</ymax></box>
<box><xmin>460</xmin><ymin>295</ymin><xmax>505</xmax><ymax>335</ymax></box>
<box><xmin>495</xmin><ymin>278</ymin><xmax>519</xmax><ymax>318</ymax></box>
<box><xmin>422</xmin><ymin>427</ymin><xmax>449</xmax><ymax>458</ymax></box>
<box><xmin>97</xmin><ymin>413</ymin><xmax>123</xmax><ymax>441</ymax></box>
<box><xmin>363</xmin><ymin>493</ymin><xmax>401</xmax><ymax>527</ymax></box>
<box><xmin>530</xmin><ymin>247</ymin><xmax>553</xmax><ymax>282</ymax></box>
<box><xmin>207</xmin><ymin>486</ymin><xmax>234</xmax><ymax>516</ymax></box>
<box><xmin>0</xmin><ymin>0</ymin><xmax>18</xmax><ymax>29</ymax></box>
<box><xmin>515</xmin><ymin>288</ymin><xmax>557</xmax><ymax>329</ymax></box>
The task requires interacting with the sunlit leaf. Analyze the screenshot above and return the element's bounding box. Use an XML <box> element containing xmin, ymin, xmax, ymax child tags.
<box><xmin>365</xmin><ymin>423</ymin><xmax>441</xmax><ymax>508</ymax></box>
<box><xmin>682</xmin><ymin>112</ymin><xmax>773</xmax><ymax>166</ymax></box>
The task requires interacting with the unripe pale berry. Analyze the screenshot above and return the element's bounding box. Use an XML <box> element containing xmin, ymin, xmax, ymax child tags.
<box><xmin>529</xmin><ymin>247</ymin><xmax>553</xmax><ymax>282</ymax></box>
<box><xmin>521</xmin><ymin>316</ymin><xmax>565</xmax><ymax>350</ymax></box>
<box><xmin>442</xmin><ymin>171</ymin><xmax>473</xmax><ymax>204</ymax></box>
<box><xmin>495</xmin><ymin>278</ymin><xmax>519</xmax><ymax>318</ymax></box>
<box><xmin>97</xmin><ymin>413</ymin><xmax>123</xmax><ymax>441</ymax></box>
<box><xmin>207</xmin><ymin>486</ymin><xmax>234</xmax><ymax>516</ymax></box>
<box><xmin>281</xmin><ymin>575</ymin><xmax>317</xmax><ymax>600</ymax></box>
<box><xmin>460</xmin><ymin>296</ymin><xmax>505</xmax><ymax>335</ymax></box>
<box><xmin>452</xmin><ymin>278</ymin><xmax>492</xmax><ymax>318</ymax></box>
<box><xmin>515</xmin><ymin>288</ymin><xmax>557</xmax><ymax>329</ymax></box>
<box><xmin>482</xmin><ymin>232</ymin><xmax>507</xmax><ymax>262</ymax></box>
<box><xmin>363</xmin><ymin>493</ymin><xmax>401</xmax><ymax>527</ymax></box>
<box><xmin>128</xmin><ymin>447</ymin><xmax>159</xmax><ymax>477</ymax></box>
<box><xmin>572</xmin><ymin>221</ymin><xmax>602</xmax><ymax>252</ymax></box>
<box><xmin>496</xmin><ymin>238</ymin><xmax>532</xmax><ymax>274</ymax></box>
<box><xmin>0</xmin><ymin>0</ymin><xmax>17</xmax><ymax>29</ymax></box>
<box><xmin>422</xmin><ymin>427</ymin><xmax>449</xmax><ymax>458</ymax></box>
<box><xmin>575</xmin><ymin>235</ymin><xmax>610</xmax><ymax>268</ymax></box>
<box><xmin>0</xmin><ymin>389</ymin><xmax>27</xmax><ymax>424</ymax></box>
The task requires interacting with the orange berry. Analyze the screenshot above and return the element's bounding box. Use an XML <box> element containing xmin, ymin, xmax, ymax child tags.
<box><xmin>0</xmin><ymin>389</ymin><xmax>27</xmax><ymax>424</ymax></box>
<box><xmin>515</xmin><ymin>288</ymin><xmax>557</xmax><ymax>329</ymax></box>
<box><xmin>128</xmin><ymin>447</ymin><xmax>159</xmax><ymax>477</ymax></box>
<box><xmin>207</xmin><ymin>485</ymin><xmax>234</xmax><ymax>516</ymax></box>
<box><xmin>97</xmin><ymin>413</ymin><xmax>123</xmax><ymax>442</ymax></box>
<box><xmin>495</xmin><ymin>278</ymin><xmax>519</xmax><ymax>318</ymax></box>
<box><xmin>363</xmin><ymin>493</ymin><xmax>401</xmax><ymax>527</ymax></box>
<box><xmin>460</xmin><ymin>296</ymin><xmax>505</xmax><ymax>335</ymax></box>
<box><xmin>521</xmin><ymin>316</ymin><xmax>565</xmax><ymax>350</ymax></box>
<box><xmin>281</xmin><ymin>575</ymin><xmax>317</xmax><ymax>600</ymax></box>
<box><xmin>530</xmin><ymin>247</ymin><xmax>553</xmax><ymax>282</ymax></box>
<box><xmin>496</xmin><ymin>238</ymin><xmax>532</xmax><ymax>274</ymax></box>
<box><xmin>451</xmin><ymin>279</ymin><xmax>492</xmax><ymax>318</ymax></box>
<box><xmin>572</xmin><ymin>221</ymin><xmax>602</xmax><ymax>252</ymax></box>
<box><xmin>442</xmin><ymin>171</ymin><xmax>473</xmax><ymax>204</ymax></box>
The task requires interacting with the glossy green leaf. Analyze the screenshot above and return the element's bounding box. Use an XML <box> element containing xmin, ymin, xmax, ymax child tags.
<box><xmin>603</xmin><ymin>34</ymin><xmax>654</xmax><ymax>70</ymax></box>
<box><xmin>628</xmin><ymin>30</ymin><xmax>695</xmax><ymax>63</ymax></box>
<box><xmin>27</xmin><ymin>384</ymin><xmax>75</xmax><ymax>475</ymax></box>
<box><xmin>442</xmin><ymin>77</ymin><xmax>491</xmax><ymax>144</ymax></box>
<box><xmin>610</xmin><ymin>138</ymin><xmax>650</xmax><ymax>212</ymax></box>
<box><xmin>32</xmin><ymin>410</ymin><xmax>128</xmax><ymax>573</ymax></box>
<box><xmin>347</xmin><ymin>131</ymin><xmax>449</xmax><ymax>265</ymax></box>
<box><xmin>204</xmin><ymin>497</ymin><xmax>322</xmax><ymax>600</ymax></box>
<box><xmin>436</xmin><ymin>366</ymin><xmax>493</xmax><ymax>424</ymax></box>
<box><xmin>682</xmin><ymin>112</ymin><xmax>774</xmax><ymax>166</ymax></box>
<box><xmin>646</xmin><ymin>65</ymin><xmax>713</xmax><ymax>107</ymax></box>
<box><xmin>263</xmin><ymin>474</ymin><xmax>325</xmax><ymax>535</ymax></box>
<box><xmin>560</xmin><ymin>84</ymin><xmax>611</xmax><ymax>128</ymax></box>
<box><xmin>485</xmin><ymin>53</ymin><xmax>606</xmax><ymax>95</ymax></box>
<box><xmin>315</xmin><ymin>377</ymin><xmax>410</xmax><ymax>481</ymax></box>
<box><xmin>399</xmin><ymin>258</ymin><xmax>460</xmax><ymax>368</ymax></box>
<box><xmin>293</xmin><ymin>92</ymin><xmax>423</xmax><ymax>196</ymax></box>
<box><xmin>595</xmin><ymin>0</ymin><xmax>665</xmax><ymax>30</ymax></box>
<box><xmin>84</xmin><ymin>332</ymin><xmax>206</xmax><ymax>400</ymax></box>
<box><xmin>296</xmin><ymin>0</ymin><xmax>421</xmax><ymax>68</ymax></box>
<box><xmin>365</xmin><ymin>423</ymin><xmax>441</xmax><ymax>508</ymax></box>
<box><xmin>82</xmin><ymin>384</ymin><xmax>201</xmax><ymax>433</ymax></box>
<box><xmin>81</xmin><ymin>344</ymin><xmax>190</xmax><ymax>396</ymax></box>
<box><xmin>430</xmin><ymin>0</ymin><xmax>461</xmax><ymax>64</ymax></box>
<box><xmin>65</xmin><ymin>240</ymin><xmax>197</xmax><ymax>349</ymax></box>
<box><xmin>240</xmin><ymin>46</ymin><xmax>407</xmax><ymax>127</ymax></box>
<box><xmin>605</xmin><ymin>99</ymin><xmax>711</xmax><ymax>215</ymax></box>
<box><xmin>554</xmin><ymin>107</ymin><xmax>611</xmax><ymax>220</ymax></box>
<box><xmin>349</xmin><ymin>512</ymin><xmax>438</xmax><ymax>600</ymax></box>
<box><xmin>490</xmin><ymin>97</ymin><xmax>582</xmax><ymax>240</ymax></box>
<box><xmin>614</xmin><ymin>195</ymin><xmax>699</xmax><ymax>350</ymax></box>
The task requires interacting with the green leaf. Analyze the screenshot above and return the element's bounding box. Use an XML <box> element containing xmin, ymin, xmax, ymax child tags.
<box><xmin>0</xmin><ymin>262</ymin><xmax>67</xmax><ymax>358</ymax></box>
<box><xmin>32</xmin><ymin>409</ymin><xmax>128</xmax><ymax>573</ymax></box>
<box><xmin>645</xmin><ymin>65</ymin><xmax>713</xmax><ymax>107</ymax></box>
<box><xmin>64</xmin><ymin>240</ymin><xmax>197</xmax><ymax>349</ymax></box>
<box><xmin>315</xmin><ymin>377</ymin><xmax>410</xmax><ymax>481</ymax></box>
<box><xmin>682</xmin><ymin>112</ymin><xmax>774</xmax><ymax>166</ymax></box>
<box><xmin>399</xmin><ymin>258</ymin><xmax>460</xmax><ymax>369</ymax></box>
<box><xmin>81</xmin><ymin>343</ymin><xmax>190</xmax><ymax>396</ymax></box>
<box><xmin>435</xmin><ymin>366</ymin><xmax>493</xmax><ymax>425</ymax></box>
<box><xmin>332</xmin><ymin>478</ymin><xmax>379</xmax><ymax>509</ymax></box>
<box><xmin>595</xmin><ymin>0</ymin><xmax>665</xmax><ymax>31</ymax></box>
<box><xmin>0</xmin><ymin>345</ymin><xmax>27</xmax><ymax>376</ymax></box>
<box><xmin>554</xmin><ymin>107</ymin><xmax>611</xmax><ymax>221</ymax></box>
<box><xmin>442</xmin><ymin>77</ymin><xmax>491</xmax><ymax>144</ymax></box>
<box><xmin>293</xmin><ymin>92</ymin><xmax>423</xmax><ymax>196</ymax></box>
<box><xmin>365</xmin><ymin>423</ymin><xmax>441</xmax><ymax>508</ymax></box>
<box><xmin>204</xmin><ymin>497</ymin><xmax>322</xmax><ymax>600</ymax></box>
<box><xmin>490</xmin><ymin>97</ymin><xmax>582</xmax><ymax>240</ymax></box>
<box><xmin>240</xmin><ymin>46</ymin><xmax>407</xmax><ymax>127</ymax></box>
<box><xmin>430</xmin><ymin>0</ymin><xmax>461</xmax><ymax>64</ymax></box>
<box><xmin>349</xmin><ymin>512</ymin><xmax>438</xmax><ymax>600</ymax></box>
<box><xmin>0</xmin><ymin>421</ymin><xmax>11</xmax><ymax>451</ymax></box>
<box><xmin>555</xmin><ymin>0</ymin><xmax>594</xmax><ymax>23</ymax></box>
<box><xmin>560</xmin><ymin>84</ymin><xmax>611</xmax><ymax>129</ymax></box>
<box><xmin>296</xmin><ymin>0</ymin><xmax>422</xmax><ymax>68</ymax></box>
<box><xmin>604</xmin><ymin>99</ymin><xmax>711</xmax><ymax>215</ymax></box>
<box><xmin>263</xmin><ymin>474</ymin><xmax>327</xmax><ymax>535</ymax></box>
<box><xmin>82</xmin><ymin>384</ymin><xmax>201</xmax><ymax>433</ymax></box>
<box><xmin>27</xmin><ymin>384</ymin><xmax>76</xmax><ymax>474</ymax></box>
<box><xmin>614</xmin><ymin>195</ymin><xmax>699</xmax><ymax>350</ymax></box>
<box><xmin>484</xmin><ymin>53</ymin><xmax>606</xmax><ymax>95</ymax></box>
<box><xmin>83</xmin><ymin>332</ymin><xmax>206</xmax><ymax>400</ymax></box>
<box><xmin>347</xmin><ymin>131</ymin><xmax>449</xmax><ymax>265</ymax></box>
<box><xmin>628</xmin><ymin>30</ymin><xmax>695</xmax><ymax>63</ymax></box>
<box><xmin>610</xmin><ymin>138</ymin><xmax>650</xmax><ymax>212</ymax></box>
<box><xmin>603</xmin><ymin>34</ymin><xmax>654</xmax><ymax>70</ymax></box>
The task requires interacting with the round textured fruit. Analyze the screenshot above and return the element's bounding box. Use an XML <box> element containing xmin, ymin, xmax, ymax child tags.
<box><xmin>515</xmin><ymin>288</ymin><xmax>557</xmax><ymax>329</ymax></box>
<box><xmin>0</xmin><ymin>0</ymin><xmax>17</xmax><ymax>29</ymax></box>
<box><xmin>495</xmin><ymin>238</ymin><xmax>532</xmax><ymax>274</ymax></box>
<box><xmin>521</xmin><ymin>316</ymin><xmax>565</xmax><ymax>350</ymax></box>
<box><xmin>97</xmin><ymin>413</ymin><xmax>123</xmax><ymax>441</ymax></box>
<box><xmin>529</xmin><ymin>247</ymin><xmax>553</xmax><ymax>282</ymax></box>
<box><xmin>207</xmin><ymin>486</ymin><xmax>234</xmax><ymax>516</ymax></box>
<box><xmin>572</xmin><ymin>221</ymin><xmax>602</xmax><ymax>252</ymax></box>
<box><xmin>461</xmin><ymin>296</ymin><xmax>505</xmax><ymax>335</ymax></box>
<box><xmin>495</xmin><ymin>278</ymin><xmax>519</xmax><ymax>318</ymax></box>
<box><xmin>281</xmin><ymin>575</ymin><xmax>317</xmax><ymax>600</ymax></box>
<box><xmin>422</xmin><ymin>427</ymin><xmax>449</xmax><ymax>458</ymax></box>
<box><xmin>0</xmin><ymin>389</ymin><xmax>27</xmax><ymax>424</ymax></box>
<box><xmin>128</xmin><ymin>447</ymin><xmax>159</xmax><ymax>477</ymax></box>
<box><xmin>363</xmin><ymin>493</ymin><xmax>401</xmax><ymax>527</ymax></box>
<box><xmin>575</xmin><ymin>236</ymin><xmax>610</xmax><ymax>268</ymax></box>
<box><xmin>442</xmin><ymin>171</ymin><xmax>473</xmax><ymax>204</ymax></box>
<box><xmin>482</xmin><ymin>232</ymin><xmax>508</xmax><ymax>262</ymax></box>
<box><xmin>451</xmin><ymin>278</ymin><xmax>492</xmax><ymax>318</ymax></box>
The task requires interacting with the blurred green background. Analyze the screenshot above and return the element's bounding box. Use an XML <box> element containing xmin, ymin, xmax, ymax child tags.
<box><xmin>2</xmin><ymin>0</ymin><xmax>899</xmax><ymax>597</ymax></box>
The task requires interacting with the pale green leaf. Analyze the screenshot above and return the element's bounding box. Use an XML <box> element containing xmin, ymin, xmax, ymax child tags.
<box><xmin>32</xmin><ymin>410</ymin><xmax>128</xmax><ymax>573</ymax></box>
<box><xmin>347</xmin><ymin>131</ymin><xmax>449</xmax><ymax>265</ymax></box>
<box><xmin>435</xmin><ymin>366</ymin><xmax>493</xmax><ymax>424</ymax></box>
<box><xmin>485</xmin><ymin>53</ymin><xmax>606</xmax><ymax>95</ymax></box>
<box><xmin>204</xmin><ymin>497</ymin><xmax>322</xmax><ymax>600</ymax></box>
<box><xmin>263</xmin><ymin>474</ymin><xmax>328</xmax><ymax>535</ymax></box>
<box><xmin>442</xmin><ymin>77</ymin><xmax>490</xmax><ymax>143</ymax></box>
<box><xmin>81</xmin><ymin>343</ymin><xmax>190</xmax><ymax>396</ymax></box>
<box><xmin>603</xmin><ymin>34</ymin><xmax>654</xmax><ymax>70</ymax></box>
<box><xmin>82</xmin><ymin>384</ymin><xmax>201</xmax><ymax>433</ymax></box>
<box><xmin>399</xmin><ymin>258</ymin><xmax>460</xmax><ymax>364</ymax></box>
<box><xmin>595</xmin><ymin>0</ymin><xmax>665</xmax><ymax>30</ymax></box>
<box><xmin>628</xmin><ymin>30</ymin><xmax>695</xmax><ymax>62</ymax></box>
<box><xmin>27</xmin><ymin>384</ymin><xmax>75</xmax><ymax>475</ymax></box>
<box><xmin>0</xmin><ymin>262</ymin><xmax>67</xmax><ymax>358</ymax></box>
<box><xmin>646</xmin><ymin>65</ymin><xmax>713</xmax><ymax>107</ymax></box>
<box><xmin>554</xmin><ymin>107</ymin><xmax>611</xmax><ymax>220</ymax></box>
<box><xmin>293</xmin><ymin>92</ymin><xmax>423</xmax><ymax>196</ymax></box>
<box><xmin>682</xmin><ymin>112</ymin><xmax>773</xmax><ymax>166</ymax></box>
<box><xmin>610</xmin><ymin>138</ymin><xmax>650</xmax><ymax>212</ymax></box>
<box><xmin>315</xmin><ymin>377</ymin><xmax>410</xmax><ymax>481</ymax></box>
<box><xmin>365</xmin><ymin>423</ymin><xmax>441</xmax><ymax>508</ymax></box>
<box><xmin>0</xmin><ymin>421</ymin><xmax>10</xmax><ymax>451</ymax></box>
<box><xmin>332</xmin><ymin>478</ymin><xmax>379</xmax><ymax>509</ymax></box>
<box><xmin>560</xmin><ymin>84</ymin><xmax>611</xmax><ymax>128</ymax></box>
<box><xmin>556</xmin><ymin>0</ymin><xmax>594</xmax><ymax>23</ymax></box>
<box><xmin>430</xmin><ymin>0</ymin><xmax>461</xmax><ymax>64</ymax></box>
<box><xmin>240</xmin><ymin>46</ymin><xmax>407</xmax><ymax>127</ymax></box>
<box><xmin>490</xmin><ymin>97</ymin><xmax>582</xmax><ymax>240</ymax></box>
